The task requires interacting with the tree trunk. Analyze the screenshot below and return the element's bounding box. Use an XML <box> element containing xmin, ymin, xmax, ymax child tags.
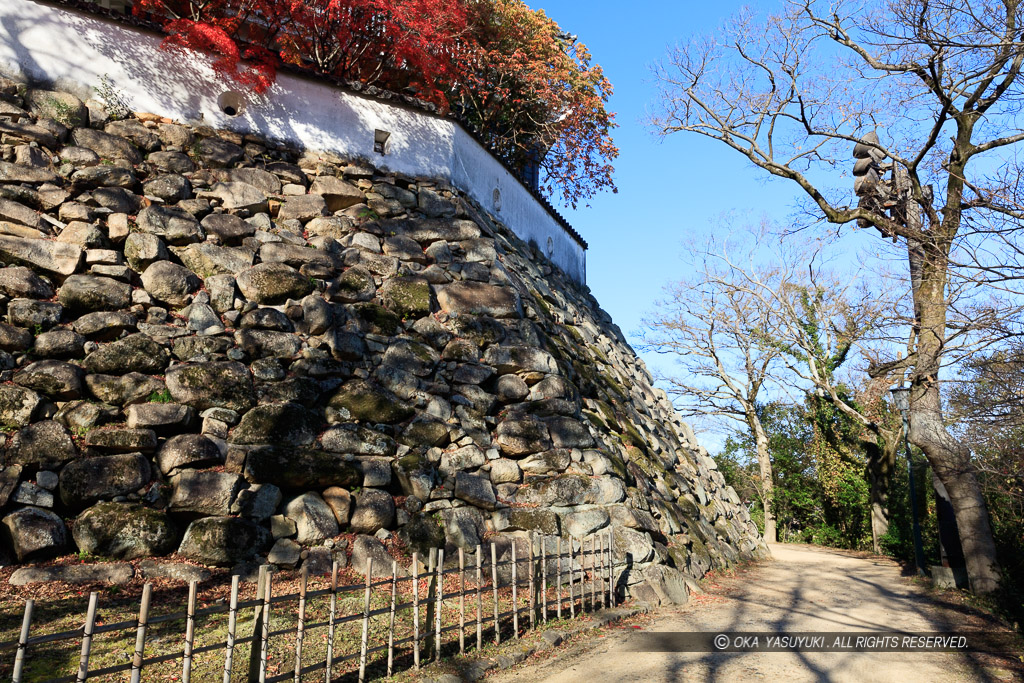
<box><xmin>864</xmin><ymin>437</ymin><xmax>894</xmax><ymax>554</ymax></box>
<box><xmin>909</xmin><ymin>400</ymin><xmax>1000</xmax><ymax>592</ymax></box>
<box><xmin>909</xmin><ymin>242</ymin><xmax>1001</xmax><ymax>593</ymax></box>
<box><xmin>751</xmin><ymin>417</ymin><xmax>777</xmax><ymax>543</ymax></box>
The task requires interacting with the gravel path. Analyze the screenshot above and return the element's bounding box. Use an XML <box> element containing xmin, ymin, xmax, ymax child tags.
<box><xmin>488</xmin><ymin>544</ymin><xmax>1021</xmax><ymax>683</ymax></box>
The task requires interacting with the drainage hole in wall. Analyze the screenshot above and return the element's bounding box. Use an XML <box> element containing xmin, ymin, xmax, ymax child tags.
<box><xmin>374</xmin><ymin>129</ymin><xmax>391</xmax><ymax>155</ymax></box>
<box><xmin>492</xmin><ymin>187</ymin><xmax>502</xmax><ymax>211</ymax></box>
<box><xmin>217</xmin><ymin>91</ymin><xmax>245</xmax><ymax>117</ymax></box>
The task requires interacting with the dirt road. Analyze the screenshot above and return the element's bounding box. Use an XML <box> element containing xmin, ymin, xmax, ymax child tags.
<box><xmin>489</xmin><ymin>544</ymin><xmax>1021</xmax><ymax>683</ymax></box>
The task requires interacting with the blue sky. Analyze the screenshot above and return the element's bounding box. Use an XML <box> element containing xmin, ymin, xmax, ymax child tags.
<box><xmin>536</xmin><ymin>1</ymin><xmax>806</xmax><ymax>440</ymax></box>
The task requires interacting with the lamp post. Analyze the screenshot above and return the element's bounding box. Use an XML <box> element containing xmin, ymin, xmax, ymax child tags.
<box><xmin>890</xmin><ymin>385</ymin><xmax>927</xmax><ymax>576</ymax></box>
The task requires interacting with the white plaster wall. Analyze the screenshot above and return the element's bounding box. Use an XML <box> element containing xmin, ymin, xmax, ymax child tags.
<box><xmin>0</xmin><ymin>0</ymin><xmax>586</xmax><ymax>282</ymax></box>
<box><xmin>451</xmin><ymin>129</ymin><xmax>586</xmax><ymax>283</ymax></box>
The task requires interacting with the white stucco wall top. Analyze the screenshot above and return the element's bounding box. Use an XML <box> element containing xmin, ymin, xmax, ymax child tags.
<box><xmin>0</xmin><ymin>0</ymin><xmax>587</xmax><ymax>282</ymax></box>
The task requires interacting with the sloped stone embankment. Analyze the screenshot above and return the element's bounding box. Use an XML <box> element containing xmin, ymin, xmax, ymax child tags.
<box><xmin>0</xmin><ymin>78</ymin><xmax>767</xmax><ymax>600</ymax></box>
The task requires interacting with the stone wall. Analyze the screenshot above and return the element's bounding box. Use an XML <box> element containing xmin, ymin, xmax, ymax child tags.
<box><xmin>0</xmin><ymin>79</ymin><xmax>767</xmax><ymax>599</ymax></box>
<box><xmin>0</xmin><ymin>0</ymin><xmax>587</xmax><ymax>282</ymax></box>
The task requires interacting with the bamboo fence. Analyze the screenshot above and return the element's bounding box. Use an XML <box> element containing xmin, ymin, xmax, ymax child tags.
<box><xmin>1</xmin><ymin>531</ymin><xmax>617</xmax><ymax>682</ymax></box>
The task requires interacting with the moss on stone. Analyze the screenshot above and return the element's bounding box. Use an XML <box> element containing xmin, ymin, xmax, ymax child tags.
<box><xmin>583</xmin><ymin>409</ymin><xmax>607</xmax><ymax>430</ymax></box>
<box><xmin>354</xmin><ymin>303</ymin><xmax>401</xmax><ymax>336</ymax></box>
<box><xmin>449</xmin><ymin>315</ymin><xmax>505</xmax><ymax>347</ymax></box>
<box><xmin>619</xmin><ymin>418</ymin><xmax>649</xmax><ymax>451</ymax></box>
<box><xmin>506</xmin><ymin>508</ymin><xmax>560</xmax><ymax>535</ymax></box>
<box><xmin>396</xmin><ymin>512</ymin><xmax>445</xmax><ymax>554</ymax></box>
<box><xmin>603</xmin><ymin>449</ymin><xmax>629</xmax><ymax>481</ymax></box>
<box><xmin>593</xmin><ymin>400</ymin><xmax>620</xmax><ymax>431</ymax></box>
<box><xmin>380</xmin><ymin>277</ymin><xmax>431</xmax><ymax>319</ymax></box>
<box><xmin>72</xmin><ymin>502</ymin><xmax>177</xmax><ymax>560</ymax></box>
<box><xmin>336</xmin><ymin>268</ymin><xmax>374</xmax><ymax>297</ymax></box>
<box><xmin>666</xmin><ymin>544</ymin><xmax>689</xmax><ymax>570</ymax></box>
<box><xmin>399</xmin><ymin>419</ymin><xmax>449</xmax><ymax>448</ymax></box>
<box><xmin>627</xmin><ymin>445</ymin><xmax>665</xmax><ymax>480</ymax></box>
<box><xmin>328</xmin><ymin>379</ymin><xmax>413</xmax><ymax>424</ymax></box>
<box><xmin>565</xmin><ymin>325</ymin><xmax>586</xmax><ymax>346</ymax></box>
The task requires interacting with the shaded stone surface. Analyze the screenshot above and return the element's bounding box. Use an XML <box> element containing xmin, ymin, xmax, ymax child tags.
<box><xmin>2</xmin><ymin>506</ymin><xmax>68</xmax><ymax>561</ymax></box>
<box><xmin>73</xmin><ymin>502</ymin><xmax>178</xmax><ymax>559</ymax></box>
<box><xmin>178</xmin><ymin>516</ymin><xmax>271</xmax><ymax>566</ymax></box>
<box><xmin>59</xmin><ymin>453</ymin><xmax>151</xmax><ymax>508</ymax></box>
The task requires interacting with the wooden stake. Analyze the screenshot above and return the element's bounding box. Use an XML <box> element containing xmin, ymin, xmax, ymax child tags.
<box><xmin>528</xmin><ymin>534</ymin><xmax>535</xmax><ymax>630</ymax></box>
<box><xmin>249</xmin><ymin>565</ymin><xmax>270</xmax><ymax>683</ymax></box>
<box><xmin>434</xmin><ymin>549</ymin><xmax>444</xmax><ymax>662</ymax></box>
<box><xmin>130</xmin><ymin>583</ymin><xmax>152</xmax><ymax>683</ymax></box>
<box><xmin>568</xmin><ymin>542</ymin><xmax>575</xmax><ymax>619</ymax></box>
<box><xmin>293</xmin><ymin>565</ymin><xmax>308</xmax><ymax>683</ymax></box>
<box><xmin>258</xmin><ymin>572</ymin><xmax>272</xmax><ymax>683</ymax></box>
<box><xmin>12</xmin><ymin>599</ymin><xmax>33</xmax><ymax>683</ymax></box>
<box><xmin>412</xmin><ymin>552</ymin><xmax>420</xmax><ymax>670</ymax></box>
<box><xmin>223</xmin><ymin>575</ymin><xmax>240</xmax><ymax>683</ymax></box>
<box><xmin>387</xmin><ymin>560</ymin><xmax>397</xmax><ymax>678</ymax></box>
<box><xmin>183</xmin><ymin>580</ymin><xmax>197</xmax><ymax>683</ymax></box>
<box><xmin>511</xmin><ymin>541</ymin><xmax>519</xmax><ymax>638</ymax></box>
<box><xmin>590</xmin><ymin>536</ymin><xmax>597</xmax><ymax>611</ymax></box>
<box><xmin>75</xmin><ymin>592</ymin><xmax>99</xmax><ymax>683</ymax></box>
<box><xmin>541</xmin><ymin>539</ymin><xmax>548</xmax><ymax>623</ymax></box>
<box><xmin>475</xmin><ymin>545</ymin><xmax>483</xmax><ymax>651</ymax></box>
<box><xmin>325</xmin><ymin>560</ymin><xmax>338</xmax><ymax>683</ymax></box>
<box><xmin>556</xmin><ymin>537</ymin><xmax>563</xmax><ymax>620</ymax></box>
<box><xmin>597</xmin><ymin>535</ymin><xmax>605</xmax><ymax>609</ymax></box>
<box><xmin>358</xmin><ymin>558</ymin><xmax>373</xmax><ymax>683</ymax></box>
<box><xmin>424</xmin><ymin>549</ymin><xmax>436</xmax><ymax>660</ymax></box>
<box><xmin>490</xmin><ymin>543</ymin><xmax>500</xmax><ymax>645</ymax></box>
<box><xmin>458</xmin><ymin>548</ymin><xmax>466</xmax><ymax>656</ymax></box>
<box><xmin>602</xmin><ymin>532</ymin><xmax>610</xmax><ymax>606</ymax></box>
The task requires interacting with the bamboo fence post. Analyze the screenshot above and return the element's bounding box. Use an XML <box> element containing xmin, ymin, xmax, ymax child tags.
<box><xmin>183</xmin><ymin>580</ymin><xmax>197</xmax><ymax>683</ymax></box>
<box><xmin>412</xmin><ymin>552</ymin><xmax>420</xmax><ymax>670</ymax></box>
<box><xmin>589</xmin><ymin>536</ymin><xmax>598</xmax><ymax>610</ymax></box>
<box><xmin>582</xmin><ymin>539</ymin><xmax>589</xmax><ymax>613</ymax></box>
<box><xmin>325</xmin><ymin>560</ymin><xmax>338</xmax><ymax>683</ymax></box>
<box><xmin>12</xmin><ymin>599</ymin><xmax>33</xmax><ymax>683</ymax></box>
<box><xmin>424</xmin><ymin>549</ymin><xmax>436</xmax><ymax>660</ymax></box>
<box><xmin>130</xmin><ymin>583</ymin><xmax>152</xmax><ymax>683</ymax></box>
<box><xmin>590</xmin><ymin>536</ymin><xmax>597</xmax><ymax>611</ymax></box>
<box><xmin>568</xmin><ymin>542</ymin><xmax>575</xmax><ymax>619</ymax></box>
<box><xmin>541</xmin><ymin>537</ymin><xmax>548</xmax><ymax>623</ymax></box>
<box><xmin>458</xmin><ymin>548</ymin><xmax>465</xmax><ymax>656</ymax></box>
<box><xmin>249</xmin><ymin>565</ymin><xmax>270</xmax><ymax>683</ymax></box>
<box><xmin>293</xmin><ymin>565</ymin><xmax>308</xmax><ymax>682</ymax></box>
<box><xmin>475</xmin><ymin>545</ymin><xmax>482</xmax><ymax>651</ymax></box>
<box><xmin>598</xmin><ymin>536</ymin><xmax>606</xmax><ymax>610</ymax></box>
<box><xmin>608</xmin><ymin>531</ymin><xmax>615</xmax><ymax>607</ymax></box>
<box><xmin>556</xmin><ymin>537</ymin><xmax>563</xmax><ymax>620</ymax></box>
<box><xmin>490</xmin><ymin>543</ymin><xmax>499</xmax><ymax>645</ymax></box>
<box><xmin>387</xmin><ymin>560</ymin><xmax>397</xmax><ymax>678</ymax></box>
<box><xmin>258</xmin><ymin>571</ymin><xmax>273</xmax><ymax>683</ymax></box>
<box><xmin>511</xmin><ymin>542</ymin><xmax>519</xmax><ymax>638</ymax></box>
<box><xmin>597</xmin><ymin>535</ymin><xmax>605</xmax><ymax>610</ymax></box>
<box><xmin>223</xmin><ymin>575</ymin><xmax>240</xmax><ymax>683</ymax></box>
<box><xmin>75</xmin><ymin>592</ymin><xmax>99</xmax><ymax>683</ymax></box>
<box><xmin>528</xmin><ymin>534</ymin><xmax>536</xmax><ymax>630</ymax></box>
<box><xmin>434</xmin><ymin>549</ymin><xmax>444</xmax><ymax>663</ymax></box>
<box><xmin>358</xmin><ymin>558</ymin><xmax>373</xmax><ymax>683</ymax></box>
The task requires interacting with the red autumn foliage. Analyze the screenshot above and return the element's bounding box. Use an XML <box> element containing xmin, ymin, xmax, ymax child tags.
<box><xmin>133</xmin><ymin>0</ymin><xmax>617</xmax><ymax>208</ymax></box>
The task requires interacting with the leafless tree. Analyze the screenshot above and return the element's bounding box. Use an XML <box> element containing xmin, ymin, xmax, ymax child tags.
<box><xmin>651</xmin><ymin>0</ymin><xmax>1024</xmax><ymax>593</ymax></box>
<box><xmin>640</xmin><ymin>230</ymin><xmax>788</xmax><ymax>542</ymax></box>
<box><xmin>715</xmin><ymin>245</ymin><xmax>906</xmax><ymax>552</ymax></box>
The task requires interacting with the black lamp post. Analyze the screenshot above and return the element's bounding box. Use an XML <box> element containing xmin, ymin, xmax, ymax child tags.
<box><xmin>890</xmin><ymin>385</ymin><xmax>927</xmax><ymax>576</ymax></box>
